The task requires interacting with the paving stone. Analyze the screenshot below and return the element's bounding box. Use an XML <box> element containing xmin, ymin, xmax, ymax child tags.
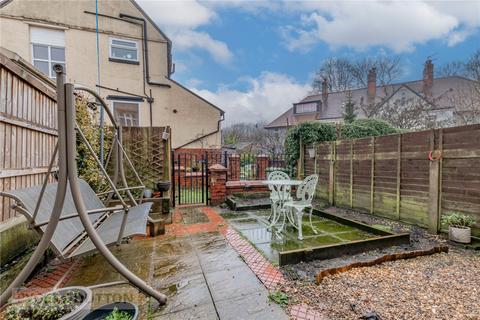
<box><xmin>155</xmin><ymin>273</ymin><xmax>213</xmax><ymax>315</ymax></box>
<box><xmin>197</xmin><ymin>247</ymin><xmax>245</xmax><ymax>274</ymax></box>
<box><xmin>154</xmin><ymin>302</ymin><xmax>219</xmax><ymax>320</ymax></box>
<box><xmin>215</xmin><ymin>291</ymin><xmax>289</xmax><ymax>320</ymax></box>
<box><xmin>204</xmin><ymin>264</ymin><xmax>264</xmax><ymax>302</ymax></box>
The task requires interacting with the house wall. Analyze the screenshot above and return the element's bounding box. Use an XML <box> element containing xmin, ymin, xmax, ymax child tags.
<box><xmin>0</xmin><ymin>0</ymin><xmax>222</xmax><ymax>149</ymax></box>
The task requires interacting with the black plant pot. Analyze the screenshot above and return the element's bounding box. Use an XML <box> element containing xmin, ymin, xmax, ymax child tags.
<box><xmin>155</xmin><ymin>181</ymin><xmax>171</xmax><ymax>193</ymax></box>
<box><xmin>82</xmin><ymin>302</ymin><xmax>138</xmax><ymax>320</ymax></box>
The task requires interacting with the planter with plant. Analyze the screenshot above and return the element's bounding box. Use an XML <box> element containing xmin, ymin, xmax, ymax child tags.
<box><xmin>83</xmin><ymin>302</ymin><xmax>138</xmax><ymax>320</ymax></box>
<box><xmin>2</xmin><ymin>286</ymin><xmax>92</xmax><ymax>320</ymax></box>
<box><xmin>441</xmin><ymin>213</ymin><xmax>476</xmax><ymax>244</ymax></box>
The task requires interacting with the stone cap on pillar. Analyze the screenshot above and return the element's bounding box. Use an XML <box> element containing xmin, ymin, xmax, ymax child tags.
<box><xmin>228</xmin><ymin>154</ymin><xmax>240</xmax><ymax>158</ymax></box>
<box><xmin>257</xmin><ymin>154</ymin><xmax>269</xmax><ymax>158</ymax></box>
<box><xmin>209</xmin><ymin>164</ymin><xmax>228</xmax><ymax>172</ymax></box>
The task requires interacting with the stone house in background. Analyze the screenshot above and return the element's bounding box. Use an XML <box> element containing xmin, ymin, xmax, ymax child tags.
<box><xmin>265</xmin><ymin>59</ymin><xmax>479</xmax><ymax>132</ymax></box>
<box><xmin>0</xmin><ymin>0</ymin><xmax>224</xmax><ymax>150</ymax></box>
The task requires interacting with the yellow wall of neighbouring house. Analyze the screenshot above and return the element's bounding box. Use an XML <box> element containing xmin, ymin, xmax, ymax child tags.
<box><xmin>0</xmin><ymin>0</ymin><xmax>222</xmax><ymax>149</ymax></box>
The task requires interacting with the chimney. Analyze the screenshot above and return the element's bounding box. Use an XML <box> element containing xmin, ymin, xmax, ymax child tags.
<box><xmin>321</xmin><ymin>78</ymin><xmax>328</xmax><ymax>108</ymax></box>
<box><xmin>367</xmin><ymin>67</ymin><xmax>376</xmax><ymax>105</ymax></box>
<box><xmin>423</xmin><ymin>58</ymin><xmax>434</xmax><ymax>99</ymax></box>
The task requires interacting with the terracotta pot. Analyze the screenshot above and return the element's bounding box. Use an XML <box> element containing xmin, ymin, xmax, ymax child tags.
<box><xmin>449</xmin><ymin>226</ymin><xmax>471</xmax><ymax>244</ymax></box>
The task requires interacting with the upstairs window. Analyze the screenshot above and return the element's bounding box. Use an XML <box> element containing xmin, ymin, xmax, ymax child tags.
<box><xmin>109</xmin><ymin>38</ymin><xmax>138</xmax><ymax>62</ymax></box>
<box><xmin>30</xmin><ymin>27</ymin><xmax>65</xmax><ymax>78</ymax></box>
<box><xmin>295</xmin><ymin>102</ymin><xmax>318</xmax><ymax>114</ymax></box>
<box><xmin>113</xmin><ymin>101</ymin><xmax>139</xmax><ymax>126</ymax></box>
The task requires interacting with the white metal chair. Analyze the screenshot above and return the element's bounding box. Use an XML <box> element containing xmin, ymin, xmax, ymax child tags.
<box><xmin>284</xmin><ymin>174</ymin><xmax>319</xmax><ymax>240</ymax></box>
<box><xmin>267</xmin><ymin>171</ymin><xmax>291</xmax><ymax>223</ymax></box>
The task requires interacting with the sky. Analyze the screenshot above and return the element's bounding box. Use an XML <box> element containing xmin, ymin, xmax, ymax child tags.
<box><xmin>137</xmin><ymin>0</ymin><xmax>480</xmax><ymax>126</ymax></box>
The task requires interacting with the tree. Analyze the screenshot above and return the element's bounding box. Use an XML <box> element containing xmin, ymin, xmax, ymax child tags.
<box><xmin>350</xmin><ymin>56</ymin><xmax>403</xmax><ymax>87</ymax></box>
<box><xmin>312</xmin><ymin>58</ymin><xmax>355</xmax><ymax>92</ymax></box>
<box><xmin>312</xmin><ymin>56</ymin><xmax>403</xmax><ymax>92</ymax></box>
<box><xmin>342</xmin><ymin>91</ymin><xmax>357</xmax><ymax>123</ymax></box>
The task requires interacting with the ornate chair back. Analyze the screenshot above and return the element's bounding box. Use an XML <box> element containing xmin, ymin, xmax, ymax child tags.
<box><xmin>296</xmin><ymin>174</ymin><xmax>319</xmax><ymax>204</ymax></box>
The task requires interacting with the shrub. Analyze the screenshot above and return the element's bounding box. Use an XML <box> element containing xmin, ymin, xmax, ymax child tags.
<box><xmin>441</xmin><ymin>213</ymin><xmax>476</xmax><ymax>228</ymax></box>
<box><xmin>5</xmin><ymin>290</ymin><xmax>83</xmax><ymax>320</ymax></box>
<box><xmin>352</xmin><ymin>119</ymin><xmax>399</xmax><ymax>135</ymax></box>
<box><xmin>284</xmin><ymin>119</ymin><xmax>398</xmax><ymax>171</ymax></box>
<box><xmin>284</xmin><ymin>122</ymin><xmax>337</xmax><ymax>173</ymax></box>
<box><xmin>75</xmin><ymin>96</ymin><xmax>113</xmax><ymax>193</ymax></box>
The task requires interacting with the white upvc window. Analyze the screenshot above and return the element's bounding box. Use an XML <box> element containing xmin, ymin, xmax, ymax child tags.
<box><xmin>295</xmin><ymin>102</ymin><xmax>318</xmax><ymax>114</ymax></box>
<box><xmin>30</xmin><ymin>27</ymin><xmax>65</xmax><ymax>79</ymax></box>
<box><xmin>112</xmin><ymin>101</ymin><xmax>139</xmax><ymax>126</ymax></box>
<box><xmin>109</xmin><ymin>38</ymin><xmax>138</xmax><ymax>62</ymax></box>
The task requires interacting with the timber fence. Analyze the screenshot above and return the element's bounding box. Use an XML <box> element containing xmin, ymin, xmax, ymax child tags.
<box><xmin>302</xmin><ymin>124</ymin><xmax>480</xmax><ymax>235</ymax></box>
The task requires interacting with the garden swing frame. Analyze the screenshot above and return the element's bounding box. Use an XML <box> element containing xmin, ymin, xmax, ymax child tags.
<box><xmin>0</xmin><ymin>65</ymin><xmax>167</xmax><ymax>307</ymax></box>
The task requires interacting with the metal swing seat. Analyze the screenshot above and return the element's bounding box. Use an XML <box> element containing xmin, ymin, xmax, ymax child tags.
<box><xmin>0</xmin><ymin>65</ymin><xmax>166</xmax><ymax>307</ymax></box>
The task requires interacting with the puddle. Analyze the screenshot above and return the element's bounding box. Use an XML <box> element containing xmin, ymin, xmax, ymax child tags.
<box><xmin>223</xmin><ymin>209</ymin><xmax>377</xmax><ymax>265</ymax></box>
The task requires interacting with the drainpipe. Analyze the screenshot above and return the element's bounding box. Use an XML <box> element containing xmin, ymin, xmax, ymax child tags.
<box><xmin>174</xmin><ymin>113</ymin><xmax>225</xmax><ymax>150</ymax></box>
<box><xmin>119</xmin><ymin>13</ymin><xmax>172</xmax><ymax>86</ymax></box>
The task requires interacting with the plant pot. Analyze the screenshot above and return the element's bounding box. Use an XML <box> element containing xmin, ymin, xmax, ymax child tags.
<box><xmin>5</xmin><ymin>286</ymin><xmax>92</xmax><ymax>320</ymax></box>
<box><xmin>155</xmin><ymin>181</ymin><xmax>171</xmax><ymax>192</ymax></box>
<box><xmin>82</xmin><ymin>301</ymin><xmax>139</xmax><ymax>320</ymax></box>
<box><xmin>449</xmin><ymin>226</ymin><xmax>471</xmax><ymax>244</ymax></box>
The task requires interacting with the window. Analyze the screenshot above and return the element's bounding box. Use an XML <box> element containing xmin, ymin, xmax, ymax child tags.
<box><xmin>113</xmin><ymin>101</ymin><xmax>139</xmax><ymax>126</ymax></box>
<box><xmin>295</xmin><ymin>102</ymin><xmax>318</xmax><ymax>114</ymax></box>
<box><xmin>109</xmin><ymin>38</ymin><xmax>138</xmax><ymax>62</ymax></box>
<box><xmin>30</xmin><ymin>27</ymin><xmax>65</xmax><ymax>78</ymax></box>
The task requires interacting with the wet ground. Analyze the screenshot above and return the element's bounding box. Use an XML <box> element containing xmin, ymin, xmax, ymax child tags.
<box><xmin>222</xmin><ymin>209</ymin><xmax>376</xmax><ymax>264</ymax></box>
<box><xmin>64</xmin><ymin>207</ymin><xmax>288</xmax><ymax>320</ymax></box>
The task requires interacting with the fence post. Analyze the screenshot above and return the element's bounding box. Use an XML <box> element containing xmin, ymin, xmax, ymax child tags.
<box><xmin>396</xmin><ymin>134</ymin><xmax>402</xmax><ymax>219</ymax></box>
<box><xmin>428</xmin><ymin>129</ymin><xmax>441</xmax><ymax>234</ymax></box>
<box><xmin>298</xmin><ymin>138</ymin><xmax>304</xmax><ymax>179</ymax></box>
<box><xmin>328</xmin><ymin>141</ymin><xmax>336</xmax><ymax>205</ymax></box>
<box><xmin>370</xmin><ymin>137</ymin><xmax>375</xmax><ymax>214</ymax></box>
<box><xmin>350</xmin><ymin>140</ymin><xmax>353</xmax><ymax>208</ymax></box>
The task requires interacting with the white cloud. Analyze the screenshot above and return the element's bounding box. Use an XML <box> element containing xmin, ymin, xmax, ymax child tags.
<box><xmin>137</xmin><ymin>0</ymin><xmax>233</xmax><ymax>64</ymax></box>
<box><xmin>172</xmin><ymin>30</ymin><xmax>233</xmax><ymax>64</ymax></box>
<box><xmin>192</xmin><ymin>72</ymin><xmax>311</xmax><ymax>125</ymax></box>
<box><xmin>282</xmin><ymin>1</ymin><xmax>480</xmax><ymax>53</ymax></box>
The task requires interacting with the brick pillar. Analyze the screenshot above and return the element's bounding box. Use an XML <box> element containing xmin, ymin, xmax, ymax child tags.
<box><xmin>228</xmin><ymin>154</ymin><xmax>240</xmax><ymax>181</ymax></box>
<box><xmin>256</xmin><ymin>154</ymin><xmax>269</xmax><ymax>180</ymax></box>
<box><xmin>209</xmin><ymin>164</ymin><xmax>228</xmax><ymax>205</ymax></box>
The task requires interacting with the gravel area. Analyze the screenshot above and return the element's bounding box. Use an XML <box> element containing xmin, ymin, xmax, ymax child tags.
<box><xmin>281</xmin><ymin>206</ymin><xmax>447</xmax><ymax>282</ymax></box>
<box><xmin>282</xmin><ymin>249</ymin><xmax>480</xmax><ymax>319</ymax></box>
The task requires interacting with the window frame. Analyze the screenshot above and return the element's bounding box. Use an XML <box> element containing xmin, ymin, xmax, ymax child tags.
<box><xmin>111</xmin><ymin>100</ymin><xmax>140</xmax><ymax>127</ymax></box>
<box><xmin>31</xmin><ymin>43</ymin><xmax>66</xmax><ymax>79</ymax></box>
<box><xmin>294</xmin><ymin>102</ymin><xmax>319</xmax><ymax>114</ymax></box>
<box><xmin>109</xmin><ymin>37</ymin><xmax>139</xmax><ymax>63</ymax></box>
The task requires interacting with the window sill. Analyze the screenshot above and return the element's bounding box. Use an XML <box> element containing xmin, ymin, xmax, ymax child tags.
<box><xmin>109</xmin><ymin>58</ymin><xmax>140</xmax><ymax>65</ymax></box>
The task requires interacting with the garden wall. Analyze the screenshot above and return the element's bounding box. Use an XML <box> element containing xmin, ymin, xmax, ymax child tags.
<box><xmin>302</xmin><ymin>124</ymin><xmax>480</xmax><ymax>236</ymax></box>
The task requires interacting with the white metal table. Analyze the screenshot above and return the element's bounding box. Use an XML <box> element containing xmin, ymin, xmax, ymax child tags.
<box><xmin>262</xmin><ymin>179</ymin><xmax>302</xmax><ymax>234</ymax></box>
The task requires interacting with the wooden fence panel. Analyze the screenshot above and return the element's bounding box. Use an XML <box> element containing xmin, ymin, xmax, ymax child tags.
<box><xmin>0</xmin><ymin>61</ymin><xmax>57</xmax><ymax>222</ymax></box>
<box><xmin>120</xmin><ymin>126</ymin><xmax>171</xmax><ymax>191</ymax></box>
<box><xmin>304</xmin><ymin>123</ymin><xmax>480</xmax><ymax>235</ymax></box>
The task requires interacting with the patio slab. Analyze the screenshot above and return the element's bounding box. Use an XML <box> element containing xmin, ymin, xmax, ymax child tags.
<box><xmin>62</xmin><ymin>207</ymin><xmax>288</xmax><ymax>320</ymax></box>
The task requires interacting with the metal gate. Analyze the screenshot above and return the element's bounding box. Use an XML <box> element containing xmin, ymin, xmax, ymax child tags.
<box><xmin>172</xmin><ymin>152</ymin><xmax>209</xmax><ymax>206</ymax></box>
